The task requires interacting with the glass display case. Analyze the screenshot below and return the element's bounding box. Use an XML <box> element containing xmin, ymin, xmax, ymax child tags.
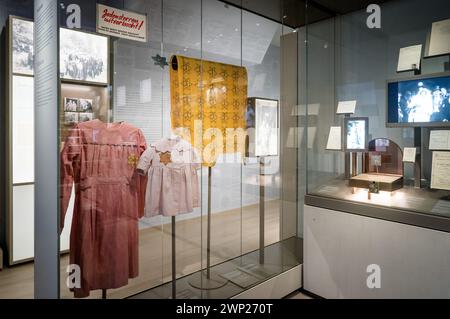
<box><xmin>303</xmin><ymin>0</ymin><xmax>450</xmax><ymax>220</ymax></box>
<box><xmin>0</xmin><ymin>0</ymin><xmax>302</xmax><ymax>299</ymax></box>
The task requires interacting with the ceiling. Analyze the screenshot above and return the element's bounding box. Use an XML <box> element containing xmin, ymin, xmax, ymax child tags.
<box><xmin>220</xmin><ymin>0</ymin><xmax>392</xmax><ymax>28</ymax></box>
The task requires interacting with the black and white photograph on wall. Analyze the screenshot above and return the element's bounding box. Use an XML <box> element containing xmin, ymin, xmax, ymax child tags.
<box><xmin>79</xmin><ymin>112</ymin><xmax>93</xmax><ymax>123</ymax></box>
<box><xmin>12</xmin><ymin>18</ymin><xmax>34</xmax><ymax>75</ymax></box>
<box><xmin>255</xmin><ymin>99</ymin><xmax>278</xmax><ymax>157</ymax></box>
<box><xmin>345</xmin><ymin>118</ymin><xmax>368</xmax><ymax>151</ymax></box>
<box><xmin>64</xmin><ymin>97</ymin><xmax>79</xmax><ymax>112</ymax></box>
<box><xmin>78</xmin><ymin>99</ymin><xmax>93</xmax><ymax>113</ymax></box>
<box><xmin>59</xmin><ymin>28</ymin><xmax>108</xmax><ymax>84</ymax></box>
<box><xmin>65</xmin><ymin>112</ymin><xmax>79</xmax><ymax>125</ymax></box>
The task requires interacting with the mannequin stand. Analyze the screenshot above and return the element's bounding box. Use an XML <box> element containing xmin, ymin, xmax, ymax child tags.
<box><xmin>171</xmin><ymin>216</ymin><xmax>176</xmax><ymax>298</ymax></box>
<box><xmin>189</xmin><ymin>167</ymin><xmax>228</xmax><ymax>290</ymax></box>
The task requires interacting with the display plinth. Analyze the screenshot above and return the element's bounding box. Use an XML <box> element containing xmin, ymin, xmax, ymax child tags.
<box><xmin>349</xmin><ymin>173</ymin><xmax>403</xmax><ymax>192</ymax></box>
<box><xmin>188</xmin><ymin>271</ymin><xmax>228</xmax><ymax>290</ymax></box>
<box><xmin>188</xmin><ymin>167</ymin><xmax>228</xmax><ymax>291</ymax></box>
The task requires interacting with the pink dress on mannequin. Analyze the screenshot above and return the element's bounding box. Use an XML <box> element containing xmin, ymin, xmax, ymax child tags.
<box><xmin>60</xmin><ymin>119</ymin><xmax>147</xmax><ymax>298</ymax></box>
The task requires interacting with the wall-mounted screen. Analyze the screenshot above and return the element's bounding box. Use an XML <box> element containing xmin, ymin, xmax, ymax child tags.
<box><xmin>344</xmin><ymin>117</ymin><xmax>369</xmax><ymax>152</ymax></box>
<box><xmin>387</xmin><ymin>73</ymin><xmax>450</xmax><ymax>127</ymax></box>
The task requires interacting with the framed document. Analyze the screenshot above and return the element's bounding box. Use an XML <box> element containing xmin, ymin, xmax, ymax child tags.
<box><xmin>431</xmin><ymin>151</ymin><xmax>450</xmax><ymax>190</ymax></box>
<box><xmin>344</xmin><ymin>117</ymin><xmax>369</xmax><ymax>152</ymax></box>
<box><xmin>429</xmin><ymin>130</ymin><xmax>450</xmax><ymax>150</ymax></box>
<box><xmin>428</xmin><ymin>19</ymin><xmax>450</xmax><ymax>57</ymax></box>
<box><xmin>397</xmin><ymin>45</ymin><xmax>422</xmax><ymax>72</ymax></box>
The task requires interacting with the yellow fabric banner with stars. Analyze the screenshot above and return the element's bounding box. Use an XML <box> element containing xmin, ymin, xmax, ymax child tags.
<box><xmin>170</xmin><ymin>55</ymin><xmax>248</xmax><ymax>167</ymax></box>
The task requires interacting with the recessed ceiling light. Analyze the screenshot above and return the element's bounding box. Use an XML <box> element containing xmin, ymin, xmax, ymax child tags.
<box><xmin>234</xmin><ymin>28</ymin><xmax>239</xmax><ymax>32</ymax></box>
<box><xmin>256</xmin><ymin>23</ymin><xmax>260</xmax><ymax>27</ymax></box>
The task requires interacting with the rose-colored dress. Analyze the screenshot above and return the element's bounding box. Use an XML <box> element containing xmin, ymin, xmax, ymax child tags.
<box><xmin>137</xmin><ymin>137</ymin><xmax>200</xmax><ymax>217</ymax></box>
<box><xmin>60</xmin><ymin>120</ymin><xmax>147</xmax><ymax>298</ymax></box>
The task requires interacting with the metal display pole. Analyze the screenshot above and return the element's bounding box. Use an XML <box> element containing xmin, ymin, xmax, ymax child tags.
<box><xmin>414</xmin><ymin>127</ymin><xmax>422</xmax><ymax>188</ymax></box>
<box><xmin>189</xmin><ymin>167</ymin><xmax>228</xmax><ymax>290</ymax></box>
<box><xmin>172</xmin><ymin>216</ymin><xmax>176</xmax><ymax>298</ymax></box>
<box><xmin>206</xmin><ymin>167</ymin><xmax>212</xmax><ymax>277</ymax></box>
<box><xmin>344</xmin><ymin>114</ymin><xmax>351</xmax><ymax>179</ymax></box>
<box><xmin>352</xmin><ymin>152</ymin><xmax>358</xmax><ymax>177</ymax></box>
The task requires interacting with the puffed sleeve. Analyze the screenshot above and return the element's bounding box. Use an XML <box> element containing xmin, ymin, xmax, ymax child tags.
<box><xmin>137</xmin><ymin>145</ymin><xmax>155</xmax><ymax>175</ymax></box>
<box><xmin>60</xmin><ymin>124</ymin><xmax>82</xmax><ymax>232</ymax></box>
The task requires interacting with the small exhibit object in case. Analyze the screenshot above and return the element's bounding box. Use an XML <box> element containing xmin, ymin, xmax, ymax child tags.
<box><xmin>369</xmin><ymin>181</ymin><xmax>380</xmax><ymax>194</ymax></box>
<box><xmin>397</xmin><ymin>44</ymin><xmax>422</xmax><ymax>72</ymax></box>
<box><xmin>350</xmin><ymin>173</ymin><xmax>403</xmax><ymax>192</ymax></box>
<box><xmin>344</xmin><ymin>117</ymin><xmax>369</xmax><ymax>152</ymax></box>
<box><xmin>349</xmin><ymin>138</ymin><xmax>404</xmax><ymax>192</ymax></box>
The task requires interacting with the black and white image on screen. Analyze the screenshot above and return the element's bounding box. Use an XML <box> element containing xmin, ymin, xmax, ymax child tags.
<box><xmin>346</xmin><ymin>120</ymin><xmax>366</xmax><ymax>150</ymax></box>
<box><xmin>397</xmin><ymin>79</ymin><xmax>450</xmax><ymax>123</ymax></box>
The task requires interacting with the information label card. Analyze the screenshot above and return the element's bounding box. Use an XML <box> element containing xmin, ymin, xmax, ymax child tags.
<box><xmin>336</xmin><ymin>100</ymin><xmax>357</xmax><ymax>115</ymax></box>
<box><xmin>326</xmin><ymin>126</ymin><xmax>342</xmax><ymax>150</ymax></box>
<box><xmin>431</xmin><ymin>151</ymin><xmax>450</xmax><ymax>191</ymax></box>
<box><xmin>97</xmin><ymin>4</ymin><xmax>147</xmax><ymax>43</ymax></box>
<box><xmin>403</xmin><ymin>147</ymin><xmax>417</xmax><ymax>163</ymax></box>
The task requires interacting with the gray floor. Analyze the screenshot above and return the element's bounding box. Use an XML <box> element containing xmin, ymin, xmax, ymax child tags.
<box><xmin>129</xmin><ymin>237</ymin><xmax>302</xmax><ymax>299</ymax></box>
<box><xmin>285</xmin><ymin>291</ymin><xmax>313</xmax><ymax>299</ymax></box>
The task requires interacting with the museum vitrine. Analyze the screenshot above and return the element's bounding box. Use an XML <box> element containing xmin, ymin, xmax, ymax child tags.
<box><xmin>0</xmin><ymin>0</ymin><xmax>302</xmax><ymax>299</ymax></box>
<box><xmin>303</xmin><ymin>0</ymin><xmax>450</xmax><ymax>218</ymax></box>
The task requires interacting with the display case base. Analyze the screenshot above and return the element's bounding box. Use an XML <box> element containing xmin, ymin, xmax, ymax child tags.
<box><xmin>349</xmin><ymin>173</ymin><xmax>403</xmax><ymax>192</ymax></box>
<box><xmin>188</xmin><ymin>271</ymin><xmax>228</xmax><ymax>290</ymax></box>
